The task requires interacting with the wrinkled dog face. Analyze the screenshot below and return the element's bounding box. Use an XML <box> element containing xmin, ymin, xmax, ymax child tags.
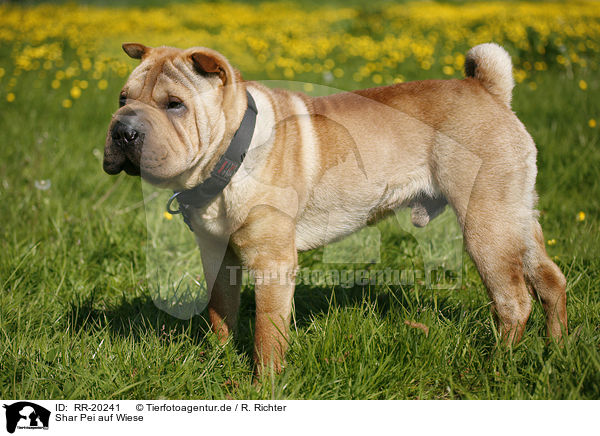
<box><xmin>103</xmin><ymin>43</ymin><xmax>244</xmax><ymax>190</ymax></box>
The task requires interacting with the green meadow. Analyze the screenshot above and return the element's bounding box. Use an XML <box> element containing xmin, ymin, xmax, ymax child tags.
<box><xmin>1</xmin><ymin>0</ymin><xmax>599</xmax><ymax>399</ymax></box>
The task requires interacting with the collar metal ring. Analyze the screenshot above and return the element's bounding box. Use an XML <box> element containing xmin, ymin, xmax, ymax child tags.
<box><xmin>166</xmin><ymin>192</ymin><xmax>183</xmax><ymax>214</ymax></box>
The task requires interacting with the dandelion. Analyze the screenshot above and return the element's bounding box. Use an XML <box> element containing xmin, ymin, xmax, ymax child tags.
<box><xmin>547</xmin><ymin>239</ymin><xmax>557</xmax><ymax>246</ymax></box>
<box><xmin>303</xmin><ymin>83</ymin><xmax>314</xmax><ymax>92</ymax></box>
<box><xmin>51</xmin><ymin>80</ymin><xmax>60</xmax><ymax>89</ymax></box>
<box><xmin>6</xmin><ymin>93</ymin><xmax>15</xmax><ymax>102</ymax></box>
<box><xmin>372</xmin><ymin>74</ymin><xmax>383</xmax><ymax>84</ymax></box>
<box><xmin>579</xmin><ymin>80</ymin><xmax>588</xmax><ymax>90</ymax></box>
<box><xmin>514</xmin><ymin>70</ymin><xmax>527</xmax><ymax>84</ymax></box>
<box><xmin>283</xmin><ymin>68</ymin><xmax>294</xmax><ymax>79</ymax></box>
<box><xmin>442</xmin><ymin>65</ymin><xmax>454</xmax><ymax>75</ymax></box>
<box><xmin>163</xmin><ymin>211</ymin><xmax>173</xmax><ymax>220</ymax></box>
<box><xmin>589</xmin><ymin>119</ymin><xmax>597</xmax><ymax>128</ymax></box>
<box><xmin>70</xmin><ymin>86</ymin><xmax>82</xmax><ymax>99</ymax></box>
<box><xmin>529</xmin><ymin>82</ymin><xmax>537</xmax><ymax>91</ymax></box>
<box><xmin>34</xmin><ymin>180</ymin><xmax>51</xmax><ymax>190</ymax></box>
<box><xmin>577</xmin><ymin>211</ymin><xmax>586</xmax><ymax>222</ymax></box>
<box><xmin>62</xmin><ymin>99</ymin><xmax>72</xmax><ymax>108</ymax></box>
<box><xmin>98</xmin><ymin>79</ymin><xmax>108</xmax><ymax>90</ymax></box>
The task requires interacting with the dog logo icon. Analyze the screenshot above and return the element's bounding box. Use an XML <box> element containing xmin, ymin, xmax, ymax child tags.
<box><xmin>2</xmin><ymin>402</ymin><xmax>50</xmax><ymax>433</ymax></box>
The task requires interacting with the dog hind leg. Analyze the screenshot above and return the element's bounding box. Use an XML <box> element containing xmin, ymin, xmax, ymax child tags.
<box><xmin>463</xmin><ymin>217</ymin><xmax>533</xmax><ymax>343</ymax></box>
<box><xmin>440</xmin><ymin>165</ymin><xmax>534</xmax><ymax>343</ymax></box>
<box><xmin>523</xmin><ymin>219</ymin><xmax>568</xmax><ymax>340</ymax></box>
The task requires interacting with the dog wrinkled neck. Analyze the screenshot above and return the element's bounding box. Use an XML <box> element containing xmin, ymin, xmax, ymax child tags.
<box><xmin>166</xmin><ymin>90</ymin><xmax>258</xmax><ymax>229</ymax></box>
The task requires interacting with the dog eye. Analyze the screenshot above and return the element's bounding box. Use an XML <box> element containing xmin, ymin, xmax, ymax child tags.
<box><xmin>166</xmin><ymin>98</ymin><xmax>185</xmax><ymax>111</ymax></box>
<box><xmin>119</xmin><ymin>94</ymin><xmax>127</xmax><ymax>107</ymax></box>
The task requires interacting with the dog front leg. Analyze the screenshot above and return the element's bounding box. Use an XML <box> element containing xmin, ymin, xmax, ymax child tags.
<box><xmin>207</xmin><ymin>246</ymin><xmax>242</xmax><ymax>343</ymax></box>
<box><xmin>199</xmin><ymin>236</ymin><xmax>242</xmax><ymax>344</ymax></box>
<box><xmin>252</xmin><ymin>262</ymin><xmax>296</xmax><ymax>374</ymax></box>
<box><xmin>231</xmin><ymin>206</ymin><xmax>297</xmax><ymax>375</ymax></box>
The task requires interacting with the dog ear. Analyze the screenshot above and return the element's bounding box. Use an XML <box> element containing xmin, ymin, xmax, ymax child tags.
<box><xmin>190</xmin><ymin>51</ymin><xmax>228</xmax><ymax>85</ymax></box>
<box><xmin>122</xmin><ymin>43</ymin><xmax>151</xmax><ymax>60</ymax></box>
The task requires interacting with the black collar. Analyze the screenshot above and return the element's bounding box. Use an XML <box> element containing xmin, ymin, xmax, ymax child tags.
<box><xmin>166</xmin><ymin>90</ymin><xmax>257</xmax><ymax>229</ymax></box>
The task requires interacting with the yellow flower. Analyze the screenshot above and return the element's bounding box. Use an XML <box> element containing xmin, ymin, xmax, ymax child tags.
<box><xmin>529</xmin><ymin>82</ymin><xmax>537</xmax><ymax>91</ymax></box>
<box><xmin>372</xmin><ymin>74</ymin><xmax>382</xmax><ymax>84</ymax></box>
<box><xmin>576</xmin><ymin>211</ymin><xmax>585</xmax><ymax>222</ymax></box>
<box><xmin>589</xmin><ymin>119</ymin><xmax>597</xmax><ymax>128</ymax></box>
<box><xmin>81</xmin><ymin>58</ymin><xmax>92</xmax><ymax>71</ymax></box>
<box><xmin>70</xmin><ymin>86</ymin><xmax>81</xmax><ymax>99</ymax></box>
<box><xmin>51</xmin><ymin>80</ymin><xmax>60</xmax><ymax>89</ymax></box>
<box><xmin>6</xmin><ymin>93</ymin><xmax>15</xmax><ymax>102</ymax></box>
<box><xmin>547</xmin><ymin>239</ymin><xmax>557</xmax><ymax>246</ymax></box>
<box><xmin>283</xmin><ymin>68</ymin><xmax>294</xmax><ymax>79</ymax></box>
<box><xmin>62</xmin><ymin>99</ymin><xmax>72</xmax><ymax>108</ymax></box>
<box><xmin>579</xmin><ymin>80</ymin><xmax>587</xmax><ymax>90</ymax></box>
<box><xmin>163</xmin><ymin>211</ymin><xmax>173</xmax><ymax>220</ymax></box>
<box><xmin>514</xmin><ymin>69</ymin><xmax>527</xmax><ymax>84</ymax></box>
<box><xmin>442</xmin><ymin>65</ymin><xmax>454</xmax><ymax>75</ymax></box>
<box><xmin>303</xmin><ymin>83</ymin><xmax>314</xmax><ymax>92</ymax></box>
<box><xmin>98</xmin><ymin>79</ymin><xmax>108</xmax><ymax>90</ymax></box>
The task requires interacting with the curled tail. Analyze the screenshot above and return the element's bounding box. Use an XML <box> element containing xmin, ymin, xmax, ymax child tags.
<box><xmin>465</xmin><ymin>43</ymin><xmax>514</xmax><ymax>107</ymax></box>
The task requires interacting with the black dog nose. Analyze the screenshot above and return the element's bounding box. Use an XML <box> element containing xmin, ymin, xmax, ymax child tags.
<box><xmin>111</xmin><ymin>121</ymin><xmax>139</xmax><ymax>146</ymax></box>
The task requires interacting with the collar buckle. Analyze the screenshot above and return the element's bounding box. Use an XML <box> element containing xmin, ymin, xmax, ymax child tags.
<box><xmin>166</xmin><ymin>192</ymin><xmax>184</xmax><ymax>215</ymax></box>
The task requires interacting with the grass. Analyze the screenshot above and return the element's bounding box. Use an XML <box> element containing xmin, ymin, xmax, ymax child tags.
<box><xmin>1</xmin><ymin>1</ymin><xmax>600</xmax><ymax>399</ymax></box>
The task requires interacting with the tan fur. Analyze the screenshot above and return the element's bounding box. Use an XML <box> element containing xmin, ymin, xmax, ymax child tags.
<box><xmin>104</xmin><ymin>43</ymin><xmax>567</xmax><ymax>374</ymax></box>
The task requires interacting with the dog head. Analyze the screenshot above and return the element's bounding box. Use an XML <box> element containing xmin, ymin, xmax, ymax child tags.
<box><xmin>103</xmin><ymin>43</ymin><xmax>247</xmax><ymax>190</ymax></box>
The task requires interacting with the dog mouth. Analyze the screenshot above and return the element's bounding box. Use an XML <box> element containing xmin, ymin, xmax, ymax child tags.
<box><xmin>103</xmin><ymin>143</ymin><xmax>178</xmax><ymax>187</ymax></box>
<box><xmin>103</xmin><ymin>124</ymin><xmax>145</xmax><ymax>176</ymax></box>
<box><xmin>103</xmin><ymin>155</ymin><xmax>141</xmax><ymax>176</ymax></box>
<box><xmin>103</xmin><ymin>126</ymin><xmax>184</xmax><ymax>188</ymax></box>
<box><xmin>122</xmin><ymin>158</ymin><xmax>141</xmax><ymax>176</ymax></box>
